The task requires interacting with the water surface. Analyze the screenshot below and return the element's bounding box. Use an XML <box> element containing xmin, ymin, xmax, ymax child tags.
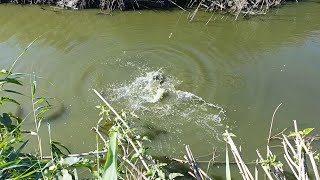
<box><xmin>1</xmin><ymin>2</ymin><xmax>320</xmax><ymax>175</ymax></box>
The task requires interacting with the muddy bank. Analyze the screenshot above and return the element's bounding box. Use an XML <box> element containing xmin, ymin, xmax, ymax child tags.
<box><xmin>0</xmin><ymin>0</ymin><xmax>297</xmax><ymax>19</ymax></box>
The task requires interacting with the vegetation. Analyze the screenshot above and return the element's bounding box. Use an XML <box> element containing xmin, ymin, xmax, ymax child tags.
<box><xmin>0</xmin><ymin>0</ymin><xmax>299</xmax><ymax>19</ymax></box>
<box><xmin>223</xmin><ymin>123</ymin><xmax>320</xmax><ymax>180</ymax></box>
<box><xmin>0</xmin><ymin>62</ymin><xmax>185</xmax><ymax>179</ymax></box>
<box><xmin>2</xmin><ymin>67</ymin><xmax>320</xmax><ymax>179</ymax></box>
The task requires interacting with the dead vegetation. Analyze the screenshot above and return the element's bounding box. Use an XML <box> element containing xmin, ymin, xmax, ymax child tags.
<box><xmin>1</xmin><ymin>0</ymin><xmax>297</xmax><ymax>18</ymax></box>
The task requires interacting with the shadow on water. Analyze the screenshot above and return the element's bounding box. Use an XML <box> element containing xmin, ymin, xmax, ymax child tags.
<box><xmin>141</xmin><ymin>123</ymin><xmax>168</xmax><ymax>141</ymax></box>
<box><xmin>44</xmin><ymin>103</ymin><xmax>67</xmax><ymax>122</ymax></box>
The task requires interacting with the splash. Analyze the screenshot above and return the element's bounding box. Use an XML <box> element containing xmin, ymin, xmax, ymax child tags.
<box><xmin>111</xmin><ymin>70</ymin><xmax>175</xmax><ymax>109</ymax></box>
<box><xmin>111</xmin><ymin>70</ymin><xmax>224</xmax><ymax>115</ymax></box>
<box><xmin>108</xmin><ymin>70</ymin><xmax>226</xmax><ymax>154</ymax></box>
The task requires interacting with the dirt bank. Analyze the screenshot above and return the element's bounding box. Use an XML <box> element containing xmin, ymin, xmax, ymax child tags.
<box><xmin>0</xmin><ymin>0</ymin><xmax>296</xmax><ymax>19</ymax></box>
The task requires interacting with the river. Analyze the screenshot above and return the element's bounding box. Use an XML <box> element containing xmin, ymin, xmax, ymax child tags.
<box><xmin>0</xmin><ymin>1</ymin><xmax>320</xmax><ymax>177</ymax></box>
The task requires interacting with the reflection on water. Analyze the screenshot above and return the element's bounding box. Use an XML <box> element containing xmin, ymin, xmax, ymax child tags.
<box><xmin>0</xmin><ymin>2</ymin><xmax>320</xmax><ymax>160</ymax></box>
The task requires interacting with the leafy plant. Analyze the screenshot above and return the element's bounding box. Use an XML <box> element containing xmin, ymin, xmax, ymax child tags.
<box><xmin>288</xmin><ymin>127</ymin><xmax>315</xmax><ymax>138</ymax></box>
<box><xmin>101</xmin><ymin>130</ymin><xmax>118</xmax><ymax>180</ymax></box>
<box><xmin>94</xmin><ymin>90</ymin><xmax>185</xmax><ymax>180</ymax></box>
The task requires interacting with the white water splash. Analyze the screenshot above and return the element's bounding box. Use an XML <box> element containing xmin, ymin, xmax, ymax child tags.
<box><xmin>108</xmin><ymin>70</ymin><xmax>226</xmax><ymax>150</ymax></box>
<box><xmin>111</xmin><ymin>70</ymin><xmax>175</xmax><ymax>108</ymax></box>
<box><xmin>110</xmin><ymin>70</ymin><xmax>225</xmax><ymax>121</ymax></box>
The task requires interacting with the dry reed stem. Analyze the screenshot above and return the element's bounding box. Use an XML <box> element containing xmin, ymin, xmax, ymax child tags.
<box><xmin>267</xmin><ymin>103</ymin><xmax>283</xmax><ymax>147</ymax></box>
<box><xmin>256</xmin><ymin>150</ymin><xmax>274</xmax><ymax>180</ymax></box>
<box><xmin>293</xmin><ymin>120</ymin><xmax>320</xmax><ymax>180</ymax></box>
<box><xmin>266</xmin><ymin>147</ymin><xmax>285</xmax><ymax>180</ymax></box>
<box><xmin>93</xmin><ymin>89</ymin><xmax>151</xmax><ymax>172</ymax></box>
<box><xmin>225</xmin><ymin>130</ymin><xmax>254</xmax><ymax>180</ymax></box>
<box><xmin>185</xmin><ymin>145</ymin><xmax>204</xmax><ymax>180</ymax></box>
<box><xmin>121</xmin><ymin>157</ymin><xmax>148</xmax><ymax>180</ymax></box>
<box><xmin>254</xmin><ymin>159</ymin><xmax>259</xmax><ymax>180</ymax></box>
<box><xmin>42</xmin><ymin>150</ymin><xmax>108</xmax><ymax>159</ymax></box>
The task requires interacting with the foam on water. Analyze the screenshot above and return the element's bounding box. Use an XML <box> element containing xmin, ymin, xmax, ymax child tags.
<box><xmin>108</xmin><ymin>69</ymin><xmax>226</xmax><ymax>154</ymax></box>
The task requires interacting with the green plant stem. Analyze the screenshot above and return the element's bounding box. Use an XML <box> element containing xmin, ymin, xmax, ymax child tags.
<box><xmin>30</xmin><ymin>73</ymin><xmax>42</xmax><ymax>159</ymax></box>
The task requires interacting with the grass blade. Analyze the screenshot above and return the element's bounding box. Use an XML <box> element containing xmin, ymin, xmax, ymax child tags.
<box><xmin>0</xmin><ymin>97</ymin><xmax>20</xmax><ymax>106</ymax></box>
<box><xmin>102</xmin><ymin>131</ymin><xmax>118</xmax><ymax>180</ymax></box>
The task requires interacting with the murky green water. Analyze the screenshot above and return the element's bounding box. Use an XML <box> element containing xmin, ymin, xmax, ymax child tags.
<box><xmin>1</xmin><ymin>1</ymin><xmax>320</xmax><ymax>176</ymax></box>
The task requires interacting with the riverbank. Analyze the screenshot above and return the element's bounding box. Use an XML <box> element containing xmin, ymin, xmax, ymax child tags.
<box><xmin>1</xmin><ymin>1</ymin><xmax>320</xmax><ymax>158</ymax></box>
<box><xmin>0</xmin><ymin>0</ymin><xmax>298</xmax><ymax>19</ymax></box>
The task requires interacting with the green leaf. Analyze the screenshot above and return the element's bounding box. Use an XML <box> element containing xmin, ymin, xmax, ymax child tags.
<box><xmin>9</xmin><ymin>140</ymin><xmax>29</xmax><ymax>161</ymax></box>
<box><xmin>11</xmin><ymin>72</ymin><xmax>29</xmax><ymax>76</ymax></box>
<box><xmin>302</xmin><ymin>128</ymin><xmax>314</xmax><ymax>136</ymax></box>
<box><xmin>102</xmin><ymin>131</ymin><xmax>118</xmax><ymax>180</ymax></box>
<box><xmin>0</xmin><ymin>159</ymin><xmax>22</xmax><ymax>170</ymax></box>
<box><xmin>0</xmin><ymin>97</ymin><xmax>20</xmax><ymax>106</ymax></box>
<box><xmin>1</xmin><ymin>164</ymin><xmax>30</xmax><ymax>172</ymax></box>
<box><xmin>287</xmin><ymin>132</ymin><xmax>296</xmax><ymax>137</ymax></box>
<box><xmin>13</xmin><ymin>165</ymin><xmax>42</xmax><ymax>179</ymax></box>
<box><xmin>0</xmin><ymin>113</ymin><xmax>13</xmax><ymax>129</ymax></box>
<box><xmin>52</xmin><ymin>141</ymin><xmax>71</xmax><ymax>154</ymax></box>
<box><xmin>0</xmin><ymin>78</ymin><xmax>22</xmax><ymax>86</ymax></box>
<box><xmin>0</xmin><ymin>69</ymin><xmax>9</xmax><ymax>75</ymax></box>
<box><xmin>51</xmin><ymin>144</ymin><xmax>65</xmax><ymax>157</ymax></box>
<box><xmin>34</xmin><ymin>98</ymin><xmax>45</xmax><ymax>105</ymax></box>
<box><xmin>3</xmin><ymin>90</ymin><xmax>24</xmax><ymax>96</ymax></box>
<box><xmin>169</xmin><ymin>173</ymin><xmax>184</xmax><ymax>179</ymax></box>
<box><xmin>32</xmin><ymin>80</ymin><xmax>36</xmax><ymax>97</ymax></box>
<box><xmin>0</xmin><ymin>136</ymin><xmax>9</xmax><ymax>149</ymax></box>
<box><xmin>9</xmin><ymin>113</ymin><xmax>22</xmax><ymax>124</ymax></box>
<box><xmin>51</xmin><ymin>141</ymin><xmax>72</xmax><ymax>158</ymax></box>
<box><xmin>36</xmin><ymin>106</ymin><xmax>51</xmax><ymax>117</ymax></box>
